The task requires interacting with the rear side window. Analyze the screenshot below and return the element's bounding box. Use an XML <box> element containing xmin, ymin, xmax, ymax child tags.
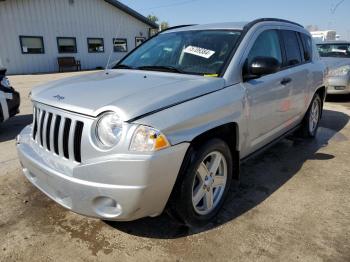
<box><xmin>300</xmin><ymin>33</ymin><xmax>313</xmax><ymax>62</ymax></box>
<box><xmin>281</xmin><ymin>30</ymin><xmax>302</xmax><ymax>66</ymax></box>
<box><xmin>247</xmin><ymin>30</ymin><xmax>282</xmax><ymax>65</ymax></box>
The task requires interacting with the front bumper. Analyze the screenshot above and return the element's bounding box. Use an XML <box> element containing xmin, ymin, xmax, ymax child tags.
<box><xmin>326</xmin><ymin>75</ymin><xmax>350</xmax><ymax>95</ymax></box>
<box><xmin>17</xmin><ymin>125</ymin><xmax>189</xmax><ymax>221</ymax></box>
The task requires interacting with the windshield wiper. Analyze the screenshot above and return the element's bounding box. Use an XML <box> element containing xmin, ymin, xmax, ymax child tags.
<box><xmin>113</xmin><ymin>64</ymin><xmax>134</xmax><ymax>69</ymax></box>
<box><xmin>136</xmin><ymin>65</ymin><xmax>185</xmax><ymax>74</ymax></box>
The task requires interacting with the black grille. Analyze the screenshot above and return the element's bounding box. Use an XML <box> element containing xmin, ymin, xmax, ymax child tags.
<box><xmin>32</xmin><ymin>106</ymin><xmax>84</xmax><ymax>163</ymax></box>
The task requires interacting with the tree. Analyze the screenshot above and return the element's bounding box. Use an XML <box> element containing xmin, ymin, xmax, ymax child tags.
<box><xmin>147</xmin><ymin>15</ymin><xmax>159</xmax><ymax>23</ymax></box>
<box><xmin>160</xmin><ymin>21</ymin><xmax>169</xmax><ymax>31</ymax></box>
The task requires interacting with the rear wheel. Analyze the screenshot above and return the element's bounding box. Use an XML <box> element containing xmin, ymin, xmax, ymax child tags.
<box><xmin>169</xmin><ymin>139</ymin><xmax>233</xmax><ymax>227</ymax></box>
<box><xmin>299</xmin><ymin>93</ymin><xmax>322</xmax><ymax>138</ymax></box>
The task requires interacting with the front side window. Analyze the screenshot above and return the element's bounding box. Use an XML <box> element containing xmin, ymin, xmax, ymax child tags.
<box><xmin>57</xmin><ymin>37</ymin><xmax>77</xmax><ymax>53</ymax></box>
<box><xmin>116</xmin><ymin>30</ymin><xmax>242</xmax><ymax>76</ymax></box>
<box><xmin>281</xmin><ymin>30</ymin><xmax>302</xmax><ymax>66</ymax></box>
<box><xmin>20</xmin><ymin>36</ymin><xmax>44</xmax><ymax>54</ymax></box>
<box><xmin>317</xmin><ymin>43</ymin><xmax>350</xmax><ymax>58</ymax></box>
<box><xmin>247</xmin><ymin>30</ymin><xmax>282</xmax><ymax>65</ymax></box>
<box><xmin>113</xmin><ymin>38</ymin><xmax>128</xmax><ymax>52</ymax></box>
<box><xmin>87</xmin><ymin>38</ymin><xmax>104</xmax><ymax>53</ymax></box>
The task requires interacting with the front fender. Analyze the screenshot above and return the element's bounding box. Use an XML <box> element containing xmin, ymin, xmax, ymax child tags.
<box><xmin>133</xmin><ymin>84</ymin><xmax>246</xmax><ymax>150</ymax></box>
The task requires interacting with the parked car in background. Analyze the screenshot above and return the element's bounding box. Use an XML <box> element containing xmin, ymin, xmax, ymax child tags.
<box><xmin>317</xmin><ymin>41</ymin><xmax>350</xmax><ymax>95</ymax></box>
<box><xmin>0</xmin><ymin>64</ymin><xmax>20</xmax><ymax>123</ymax></box>
<box><xmin>17</xmin><ymin>18</ymin><xmax>326</xmax><ymax>227</ymax></box>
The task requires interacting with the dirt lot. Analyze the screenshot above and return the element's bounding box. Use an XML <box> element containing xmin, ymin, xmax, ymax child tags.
<box><xmin>0</xmin><ymin>72</ymin><xmax>349</xmax><ymax>262</ymax></box>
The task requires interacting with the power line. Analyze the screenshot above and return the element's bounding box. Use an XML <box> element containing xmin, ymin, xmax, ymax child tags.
<box><xmin>330</xmin><ymin>0</ymin><xmax>346</xmax><ymax>14</ymax></box>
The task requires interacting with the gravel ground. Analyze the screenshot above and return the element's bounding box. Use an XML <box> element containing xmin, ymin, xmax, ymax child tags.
<box><xmin>0</xmin><ymin>72</ymin><xmax>349</xmax><ymax>262</ymax></box>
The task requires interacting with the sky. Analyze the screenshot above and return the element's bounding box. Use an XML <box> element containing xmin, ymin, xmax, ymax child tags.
<box><xmin>119</xmin><ymin>0</ymin><xmax>350</xmax><ymax>40</ymax></box>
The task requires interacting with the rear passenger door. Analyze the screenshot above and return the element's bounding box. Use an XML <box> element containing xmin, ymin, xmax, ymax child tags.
<box><xmin>280</xmin><ymin>30</ymin><xmax>310</xmax><ymax>120</ymax></box>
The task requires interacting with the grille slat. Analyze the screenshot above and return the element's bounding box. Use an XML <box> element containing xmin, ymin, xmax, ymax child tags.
<box><xmin>53</xmin><ymin>115</ymin><xmax>61</xmax><ymax>155</ymax></box>
<box><xmin>49</xmin><ymin>114</ymin><xmax>56</xmax><ymax>152</ymax></box>
<box><xmin>32</xmin><ymin>105</ymin><xmax>84</xmax><ymax>163</ymax></box>
<box><xmin>46</xmin><ymin>113</ymin><xmax>53</xmax><ymax>151</ymax></box>
<box><xmin>68</xmin><ymin>120</ymin><xmax>77</xmax><ymax>161</ymax></box>
<box><xmin>58</xmin><ymin>117</ymin><xmax>66</xmax><ymax>157</ymax></box>
<box><xmin>42</xmin><ymin>112</ymin><xmax>49</xmax><ymax>149</ymax></box>
<box><xmin>62</xmin><ymin>118</ymin><xmax>72</xmax><ymax>159</ymax></box>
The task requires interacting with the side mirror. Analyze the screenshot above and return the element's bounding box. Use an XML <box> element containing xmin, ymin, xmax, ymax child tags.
<box><xmin>244</xmin><ymin>56</ymin><xmax>281</xmax><ymax>80</ymax></box>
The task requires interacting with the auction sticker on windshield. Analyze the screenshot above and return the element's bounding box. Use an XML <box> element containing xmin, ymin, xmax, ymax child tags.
<box><xmin>184</xmin><ymin>46</ymin><xmax>215</xmax><ymax>59</ymax></box>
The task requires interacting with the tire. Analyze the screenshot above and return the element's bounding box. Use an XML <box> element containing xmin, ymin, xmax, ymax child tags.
<box><xmin>299</xmin><ymin>93</ymin><xmax>322</xmax><ymax>138</ymax></box>
<box><xmin>168</xmin><ymin>138</ymin><xmax>233</xmax><ymax>227</ymax></box>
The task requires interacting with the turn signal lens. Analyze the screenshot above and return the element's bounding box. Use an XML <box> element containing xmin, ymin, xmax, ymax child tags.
<box><xmin>130</xmin><ymin>125</ymin><xmax>170</xmax><ymax>152</ymax></box>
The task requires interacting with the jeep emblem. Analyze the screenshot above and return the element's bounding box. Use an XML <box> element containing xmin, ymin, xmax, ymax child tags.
<box><xmin>53</xmin><ymin>94</ymin><xmax>65</xmax><ymax>101</ymax></box>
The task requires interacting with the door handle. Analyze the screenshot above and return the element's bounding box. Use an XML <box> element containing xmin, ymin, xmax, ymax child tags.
<box><xmin>280</xmin><ymin>78</ymin><xmax>292</xmax><ymax>85</ymax></box>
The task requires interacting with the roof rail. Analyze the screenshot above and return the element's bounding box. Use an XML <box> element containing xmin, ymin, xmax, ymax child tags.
<box><xmin>244</xmin><ymin>18</ymin><xmax>304</xmax><ymax>31</ymax></box>
<box><xmin>160</xmin><ymin>24</ymin><xmax>197</xmax><ymax>33</ymax></box>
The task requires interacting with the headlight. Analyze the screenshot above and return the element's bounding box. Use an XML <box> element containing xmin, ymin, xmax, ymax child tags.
<box><xmin>130</xmin><ymin>125</ymin><xmax>170</xmax><ymax>152</ymax></box>
<box><xmin>95</xmin><ymin>112</ymin><xmax>123</xmax><ymax>149</ymax></box>
<box><xmin>328</xmin><ymin>65</ymin><xmax>350</xmax><ymax>77</ymax></box>
<box><xmin>0</xmin><ymin>77</ymin><xmax>11</xmax><ymax>89</ymax></box>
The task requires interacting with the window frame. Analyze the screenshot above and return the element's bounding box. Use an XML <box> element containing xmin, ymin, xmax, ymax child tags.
<box><xmin>113</xmin><ymin>38</ymin><xmax>128</xmax><ymax>52</ymax></box>
<box><xmin>19</xmin><ymin>35</ymin><xmax>45</xmax><ymax>54</ymax></box>
<box><xmin>57</xmin><ymin>37</ymin><xmax>77</xmax><ymax>54</ymax></box>
<box><xmin>135</xmin><ymin>37</ymin><xmax>146</xmax><ymax>47</ymax></box>
<box><xmin>87</xmin><ymin>38</ymin><xmax>105</xmax><ymax>53</ymax></box>
<box><xmin>244</xmin><ymin>29</ymin><xmax>284</xmax><ymax>77</ymax></box>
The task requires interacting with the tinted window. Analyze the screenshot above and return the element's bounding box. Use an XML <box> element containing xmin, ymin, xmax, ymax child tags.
<box><xmin>87</xmin><ymin>38</ymin><xmax>104</xmax><ymax>53</ymax></box>
<box><xmin>57</xmin><ymin>37</ymin><xmax>77</xmax><ymax>53</ymax></box>
<box><xmin>247</xmin><ymin>30</ymin><xmax>282</xmax><ymax>65</ymax></box>
<box><xmin>113</xmin><ymin>38</ymin><xmax>128</xmax><ymax>52</ymax></box>
<box><xmin>300</xmin><ymin>33</ymin><xmax>312</xmax><ymax>61</ymax></box>
<box><xmin>20</xmin><ymin>36</ymin><xmax>44</xmax><ymax>54</ymax></box>
<box><xmin>281</xmin><ymin>30</ymin><xmax>302</xmax><ymax>66</ymax></box>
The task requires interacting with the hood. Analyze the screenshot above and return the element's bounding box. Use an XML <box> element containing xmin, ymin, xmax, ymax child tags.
<box><xmin>321</xmin><ymin>57</ymin><xmax>350</xmax><ymax>70</ymax></box>
<box><xmin>31</xmin><ymin>70</ymin><xmax>226</xmax><ymax>121</ymax></box>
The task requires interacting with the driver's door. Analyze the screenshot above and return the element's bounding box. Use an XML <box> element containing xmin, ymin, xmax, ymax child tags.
<box><xmin>242</xmin><ymin>29</ymin><xmax>294</xmax><ymax>154</ymax></box>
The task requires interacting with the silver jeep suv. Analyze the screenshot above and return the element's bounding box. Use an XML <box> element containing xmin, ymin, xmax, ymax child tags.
<box><xmin>17</xmin><ymin>18</ymin><xmax>326</xmax><ymax>227</ymax></box>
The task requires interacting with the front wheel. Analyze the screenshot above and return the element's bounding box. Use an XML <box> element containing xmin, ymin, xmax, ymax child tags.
<box><xmin>299</xmin><ymin>93</ymin><xmax>322</xmax><ymax>138</ymax></box>
<box><xmin>168</xmin><ymin>139</ymin><xmax>233</xmax><ymax>227</ymax></box>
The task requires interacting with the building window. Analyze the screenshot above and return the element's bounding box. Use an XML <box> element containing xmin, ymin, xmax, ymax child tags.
<box><xmin>113</xmin><ymin>38</ymin><xmax>128</xmax><ymax>52</ymax></box>
<box><xmin>135</xmin><ymin>37</ymin><xmax>146</xmax><ymax>47</ymax></box>
<box><xmin>19</xmin><ymin>36</ymin><xmax>44</xmax><ymax>54</ymax></box>
<box><xmin>57</xmin><ymin>37</ymin><xmax>77</xmax><ymax>53</ymax></box>
<box><xmin>87</xmin><ymin>38</ymin><xmax>104</xmax><ymax>53</ymax></box>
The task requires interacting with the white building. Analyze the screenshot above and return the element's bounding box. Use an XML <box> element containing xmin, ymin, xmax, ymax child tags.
<box><xmin>310</xmin><ymin>30</ymin><xmax>337</xmax><ymax>42</ymax></box>
<box><xmin>0</xmin><ymin>0</ymin><xmax>158</xmax><ymax>75</ymax></box>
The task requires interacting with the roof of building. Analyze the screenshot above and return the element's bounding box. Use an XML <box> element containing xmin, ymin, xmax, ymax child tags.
<box><xmin>104</xmin><ymin>0</ymin><xmax>158</xmax><ymax>29</ymax></box>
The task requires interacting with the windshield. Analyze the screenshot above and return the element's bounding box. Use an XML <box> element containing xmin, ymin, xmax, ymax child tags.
<box><xmin>114</xmin><ymin>30</ymin><xmax>242</xmax><ymax>76</ymax></box>
<box><xmin>317</xmin><ymin>43</ymin><xmax>350</xmax><ymax>58</ymax></box>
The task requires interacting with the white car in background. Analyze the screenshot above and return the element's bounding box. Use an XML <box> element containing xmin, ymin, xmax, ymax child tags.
<box><xmin>317</xmin><ymin>41</ymin><xmax>350</xmax><ymax>95</ymax></box>
<box><xmin>0</xmin><ymin>60</ymin><xmax>20</xmax><ymax>123</ymax></box>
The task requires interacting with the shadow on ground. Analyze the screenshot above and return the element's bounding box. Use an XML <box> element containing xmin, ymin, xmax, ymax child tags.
<box><xmin>0</xmin><ymin>114</ymin><xmax>32</xmax><ymax>142</ymax></box>
<box><xmin>326</xmin><ymin>94</ymin><xmax>350</xmax><ymax>106</ymax></box>
<box><xmin>106</xmin><ymin>109</ymin><xmax>349</xmax><ymax>239</ymax></box>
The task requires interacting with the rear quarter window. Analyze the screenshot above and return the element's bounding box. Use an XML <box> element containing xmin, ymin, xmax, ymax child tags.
<box><xmin>300</xmin><ymin>33</ymin><xmax>313</xmax><ymax>62</ymax></box>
